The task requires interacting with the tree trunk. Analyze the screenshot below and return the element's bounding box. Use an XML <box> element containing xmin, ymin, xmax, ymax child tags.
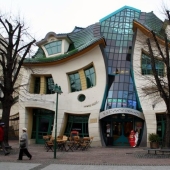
<box><xmin>1</xmin><ymin>98</ymin><xmax>12</xmax><ymax>146</ymax></box>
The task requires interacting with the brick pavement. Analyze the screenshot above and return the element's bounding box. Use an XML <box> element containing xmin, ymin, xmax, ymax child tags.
<box><xmin>1</xmin><ymin>140</ymin><xmax>170</xmax><ymax>168</ymax></box>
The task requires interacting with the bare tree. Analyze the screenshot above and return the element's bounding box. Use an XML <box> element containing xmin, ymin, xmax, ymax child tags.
<box><xmin>0</xmin><ymin>14</ymin><xmax>35</xmax><ymax>145</ymax></box>
<box><xmin>136</xmin><ymin>9</ymin><xmax>170</xmax><ymax>147</ymax></box>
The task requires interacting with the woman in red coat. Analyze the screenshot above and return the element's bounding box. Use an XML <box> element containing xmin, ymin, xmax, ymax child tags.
<box><xmin>0</xmin><ymin>122</ymin><xmax>10</xmax><ymax>155</ymax></box>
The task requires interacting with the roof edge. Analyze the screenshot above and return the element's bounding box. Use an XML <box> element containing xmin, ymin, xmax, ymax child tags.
<box><xmin>99</xmin><ymin>5</ymin><xmax>141</xmax><ymax>22</ymax></box>
<box><xmin>133</xmin><ymin>20</ymin><xmax>170</xmax><ymax>47</ymax></box>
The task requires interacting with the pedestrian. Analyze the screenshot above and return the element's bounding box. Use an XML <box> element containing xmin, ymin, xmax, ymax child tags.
<box><xmin>0</xmin><ymin>122</ymin><xmax>10</xmax><ymax>155</ymax></box>
<box><xmin>17</xmin><ymin>127</ymin><xmax>32</xmax><ymax>160</ymax></box>
<box><xmin>134</xmin><ymin>129</ymin><xmax>139</xmax><ymax>147</ymax></box>
<box><xmin>106</xmin><ymin>123</ymin><xmax>111</xmax><ymax>146</ymax></box>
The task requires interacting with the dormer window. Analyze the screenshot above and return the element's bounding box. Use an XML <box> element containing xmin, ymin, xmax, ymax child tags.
<box><xmin>44</xmin><ymin>40</ymin><xmax>62</xmax><ymax>55</ymax></box>
<box><xmin>36</xmin><ymin>32</ymin><xmax>72</xmax><ymax>58</ymax></box>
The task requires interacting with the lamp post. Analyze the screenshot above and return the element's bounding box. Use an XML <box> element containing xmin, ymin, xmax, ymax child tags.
<box><xmin>52</xmin><ymin>84</ymin><xmax>62</xmax><ymax>159</ymax></box>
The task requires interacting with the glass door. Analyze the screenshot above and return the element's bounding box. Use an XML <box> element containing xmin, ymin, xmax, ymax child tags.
<box><xmin>113</xmin><ymin>121</ymin><xmax>133</xmax><ymax>146</ymax></box>
<box><xmin>31</xmin><ymin>109</ymin><xmax>54</xmax><ymax>144</ymax></box>
<box><xmin>36</xmin><ymin>115</ymin><xmax>53</xmax><ymax>144</ymax></box>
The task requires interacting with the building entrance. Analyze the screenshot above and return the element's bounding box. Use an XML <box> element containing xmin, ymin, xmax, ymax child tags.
<box><xmin>31</xmin><ymin>108</ymin><xmax>54</xmax><ymax>144</ymax></box>
<box><xmin>101</xmin><ymin>113</ymin><xmax>144</xmax><ymax>146</ymax></box>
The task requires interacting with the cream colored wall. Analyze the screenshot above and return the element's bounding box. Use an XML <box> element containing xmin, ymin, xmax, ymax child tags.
<box><xmin>133</xmin><ymin>29</ymin><xmax>166</xmax><ymax>146</ymax></box>
<box><xmin>19</xmin><ymin>45</ymin><xmax>107</xmax><ymax>146</ymax></box>
<box><xmin>62</xmin><ymin>39</ymin><xmax>70</xmax><ymax>53</ymax></box>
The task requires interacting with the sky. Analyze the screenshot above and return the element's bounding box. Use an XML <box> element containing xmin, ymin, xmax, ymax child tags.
<box><xmin>0</xmin><ymin>0</ymin><xmax>169</xmax><ymax>42</ymax></box>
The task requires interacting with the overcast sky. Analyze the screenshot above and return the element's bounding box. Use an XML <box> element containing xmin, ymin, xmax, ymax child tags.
<box><xmin>0</xmin><ymin>0</ymin><xmax>169</xmax><ymax>41</ymax></box>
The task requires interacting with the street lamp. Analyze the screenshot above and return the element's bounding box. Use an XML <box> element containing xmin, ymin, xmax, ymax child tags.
<box><xmin>52</xmin><ymin>84</ymin><xmax>63</xmax><ymax>159</ymax></box>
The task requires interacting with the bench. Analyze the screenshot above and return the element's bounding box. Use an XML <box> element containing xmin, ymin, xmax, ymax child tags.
<box><xmin>143</xmin><ymin>148</ymin><xmax>161</xmax><ymax>154</ymax></box>
<box><xmin>159</xmin><ymin>148</ymin><xmax>170</xmax><ymax>155</ymax></box>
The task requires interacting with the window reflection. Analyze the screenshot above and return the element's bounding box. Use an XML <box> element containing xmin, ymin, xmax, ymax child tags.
<box><xmin>44</xmin><ymin>41</ymin><xmax>62</xmax><ymax>55</ymax></box>
<box><xmin>101</xmin><ymin>7</ymin><xmax>140</xmax><ymax>110</ymax></box>
<box><xmin>69</xmin><ymin>72</ymin><xmax>82</xmax><ymax>92</ymax></box>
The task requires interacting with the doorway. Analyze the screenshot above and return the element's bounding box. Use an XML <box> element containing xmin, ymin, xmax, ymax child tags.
<box><xmin>31</xmin><ymin>109</ymin><xmax>54</xmax><ymax>144</ymax></box>
<box><xmin>101</xmin><ymin>113</ymin><xmax>144</xmax><ymax>146</ymax></box>
<box><xmin>112</xmin><ymin>121</ymin><xmax>133</xmax><ymax>146</ymax></box>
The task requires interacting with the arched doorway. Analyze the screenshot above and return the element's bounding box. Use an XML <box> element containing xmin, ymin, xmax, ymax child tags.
<box><xmin>100</xmin><ymin>108</ymin><xmax>145</xmax><ymax>146</ymax></box>
<box><xmin>101</xmin><ymin>114</ymin><xmax>144</xmax><ymax>146</ymax></box>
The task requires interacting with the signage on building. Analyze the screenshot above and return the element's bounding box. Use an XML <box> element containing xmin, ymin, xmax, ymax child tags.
<box><xmin>84</xmin><ymin>101</ymin><xmax>99</xmax><ymax>107</ymax></box>
<box><xmin>99</xmin><ymin>108</ymin><xmax>145</xmax><ymax>120</ymax></box>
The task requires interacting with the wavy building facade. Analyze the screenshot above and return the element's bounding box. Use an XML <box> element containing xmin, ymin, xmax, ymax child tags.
<box><xmin>19</xmin><ymin>6</ymin><xmax>167</xmax><ymax>147</ymax></box>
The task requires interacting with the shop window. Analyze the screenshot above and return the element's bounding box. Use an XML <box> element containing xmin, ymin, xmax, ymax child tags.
<box><xmin>44</xmin><ymin>40</ymin><xmax>62</xmax><ymax>55</ymax></box>
<box><xmin>31</xmin><ymin>108</ymin><xmax>54</xmax><ymax>142</ymax></box>
<box><xmin>141</xmin><ymin>53</ymin><xmax>164</xmax><ymax>76</ymax></box>
<box><xmin>64</xmin><ymin>115</ymin><xmax>89</xmax><ymax>137</ymax></box>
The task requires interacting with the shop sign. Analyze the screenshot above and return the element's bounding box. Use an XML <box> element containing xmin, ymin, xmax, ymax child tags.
<box><xmin>99</xmin><ymin>108</ymin><xmax>145</xmax><ymax>120</ymax></box>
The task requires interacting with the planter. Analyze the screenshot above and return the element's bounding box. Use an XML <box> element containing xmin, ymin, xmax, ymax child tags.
<box><xmin>150</xmin><ymin>142</ymin><xmax>159</xmax><ymax>149</ymax></box>
<box><xmin>148</xmin><ymin>133</ymin><xmax>160</xmax><ymax>149</ymax></box>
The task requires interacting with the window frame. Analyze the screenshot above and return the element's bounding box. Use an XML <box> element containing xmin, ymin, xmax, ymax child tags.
<box><xmin>141</xmin><ymin>52</ymin><xmax>164</xmax><ymax>77</ymax></box>
<box><xmin>44</xmin><ymin>40</ymin><xmax>62</xmax><ymax>56</ymax></box>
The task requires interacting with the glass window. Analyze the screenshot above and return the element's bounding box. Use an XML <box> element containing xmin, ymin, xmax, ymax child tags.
<box><xmin>64</xmin><ymin>115</ymin><xmax>89</xmax><ymax>137</ymax></box>
<box><xmin>113</xmin><ymin>83</ymin><xmax>119</xmax><ymax>90</ymax></box>
<box><xmin>100</xmin><ymin>7</ymin><xmax>140</xmax><ymax>110</ymax></box>
<box><xmin>84</xmin><ymin>66</ymin><xmax>96</xmax><ymax>88</ymax></box>
<box><xmin>123</xmin><ymin>83</ymin><xmax>129</xmax><ymax>90</ymax></box>
<box><xmin>125</xmin><ymin>76</ymin><xmax>130</xmax><ymax>83</ymax></box>
<box><xmin>112</xmin><ymin>34</ymin><xmax>117</xmax><ymax>39</ymax></box>
<box><xmin>108</xmin><ymin>91</ymin><xmax>113</xmax><ymax>98</ymax></box>
<box><xmin>141</xmin><ymin>53</ymin><xmax>164</xmax><ymax>76</ymax></box>
<box><xmin>46</xmin><ymin>77</ymin><xmax>55</xmax><ymax>94</ymax></box>
<box><xmin>114</xmin><ymin>83</ymin><xmax>119</xmax><ymax>90</ymax></box>
<box><xmin>44</xmin><ymin>41</ymin><xmax>62</xmax><ymax>55</ymax></box>
<box><xmin>69</xmin><ymin>72</ymin><xmax>82</xmax><ymax>92</ymax></box>
<box><xmin>113</xmin><ymin>90</ymin><xmax>118</xmax><ymax>98</ymax></box>
<box><xmin>119</xmin><ymin>75</ymin><xmax>125</xmax><ymax>82</ymax></box>
<box><xmin>104</xmin><ymin>27</ymin><xmax>109</xmax><ymax>32</ymax></box>
<box><xmin>78</xmin><ymin>94</ymin><xmax>86</xmax><ymax>102</ymax></box>
<box><xmin>118</xmin><ymin>91</ymin><xmax>123</xmax><ymax>98</ymax></box>
<box><xmin>119</xmin><ymin>83</ymin><xmax>124</xmax><ymax>90</ymax></box>
<box><xmin>34</xmin><ymin>77</ymin><xmax>40</xmax><ymax>94</ymax></box>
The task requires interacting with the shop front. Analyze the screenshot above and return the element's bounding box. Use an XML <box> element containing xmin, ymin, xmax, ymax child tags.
<box><xmin>100</xmin><ymin>108</ymin><xmax>145</xmax><ymax>146</ymax></box>
<box><xmin>31</xmin><ymin>108</ymin><xmax>55</xmax><ymax>144</ymax></box>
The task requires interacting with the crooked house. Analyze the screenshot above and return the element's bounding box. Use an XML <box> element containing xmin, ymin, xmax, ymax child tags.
<box><xmin>19</xmin><ymin>6</ymin><xmax>167</xmax><ymax>147</ymax></box>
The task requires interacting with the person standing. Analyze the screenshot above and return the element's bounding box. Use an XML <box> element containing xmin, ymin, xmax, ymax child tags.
<box><xmin>0</xmin><ymin>122</ymin><xmax>10</xmax><ymax>155</ymax></box>
<box><xmin>134</xmin><ymin>129</ymin><xmax>139</xmax><ymax>147</ymax></box>
<box><xmin>17</xmin><ymin>127</ymin><xmax>32</xmax><ymax>160</ymax></box>
<box><xmin>106</xmin><ymin>123</ymin><xmax>111</xmax><ymax>146</ymax></box>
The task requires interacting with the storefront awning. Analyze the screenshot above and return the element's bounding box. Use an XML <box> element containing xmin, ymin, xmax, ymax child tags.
<box><xmin>99</xmin><ymin>108</ymin><xmax>145</xmax><ymax>120</ymax></box>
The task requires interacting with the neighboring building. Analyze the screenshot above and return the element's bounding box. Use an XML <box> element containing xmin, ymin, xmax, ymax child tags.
<box><xmin>19</xmin><ymin>6</ymin><xmax>167</xmax><ymax>147</ymax></box>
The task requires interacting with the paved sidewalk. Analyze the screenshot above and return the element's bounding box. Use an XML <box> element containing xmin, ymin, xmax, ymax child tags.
<box><xmin>1</xmin><ymin>163</ymin><xmax>170</xmax><ymax>170</ymax></box>
<box><xmin>1</xmin><ymin>140</ymin><xmax>170</xmax><ymax>169</ymax></box>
